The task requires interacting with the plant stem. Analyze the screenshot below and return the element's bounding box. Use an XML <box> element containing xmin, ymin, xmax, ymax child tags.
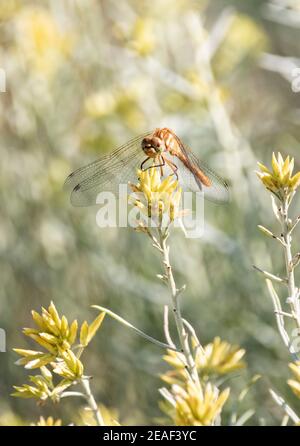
<box><xmin>281</xmin><ymin>197</ymin><xmax>300</xmax><ymax>330</ymax></box>
<box><xmin>92</xmin><ymin>305</ymin><xmax>178</xmax><ymax>351</ymax></box>
<box><xmin>80</xmin><ymin>377</ymin><xmax>105</xmax><ymax>426</ymax></box>
<box><xmin>158</xmin><ymin>228</ymin><xmax>200</xmax><ymax>386</ymax></box>
<box><xmin>269</xmin><ymin>389</ymin><xmax>300</xmax><ymax>424</ymax></box>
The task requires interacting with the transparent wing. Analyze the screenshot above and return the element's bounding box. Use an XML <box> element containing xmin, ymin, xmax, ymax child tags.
<box><xmin>176</xmin><ymin>145</ymin><xmax>230</xmax><ymax>204</ymax></box>
<box><xmin>64</xmin><ymin>133</ymin><xmax>151</xmax><ymax>206</ymax></box>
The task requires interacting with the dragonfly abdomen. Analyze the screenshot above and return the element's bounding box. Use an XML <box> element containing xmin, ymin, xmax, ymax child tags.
<box><xmin>154</xmin><ymin>127</ymin><xmax>211</xmax><ymax>188</ymax></box>
<box><xmin>174</xmin><ymin>149</ymin><xmax>211</xmax><ymax>187</ymax></box>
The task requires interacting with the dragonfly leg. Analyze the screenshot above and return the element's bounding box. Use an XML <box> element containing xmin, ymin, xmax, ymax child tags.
<box><xmin>141</xmin><ymin>157</ymin><xmax>150</xmax><ymax>170</ymax></box>
<box><xmin>165</xmin><ymin>158</ymin><xmax>178</xmax><ymax>180</ymax></box>
<box><xmin>159</xmin><ymin>155</ymin><xmax>164</xmax><ymax>177</ymax></box>
<box><xmin>141</xmin><ymin>156</ymin><xmax>165</xmax><ymax>176</ymax></box>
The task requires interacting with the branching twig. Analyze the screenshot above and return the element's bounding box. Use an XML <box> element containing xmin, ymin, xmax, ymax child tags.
<box><xmin>269</xmin><ymin>389</ymin><xmax>300</xmax><ymax>424</ymax></box>
<box><xmin>280</xmin><ymin>197</ymin><xmax>300</xmax><ymax>330</ymax></box>
<box><xmin>253</xmin><ymin>265</ymin><xmax>286</xmax><ymax>284</ymax></box>
<box><xmin>266</xmin><ymin>279</ymin><xmax>298</xmax><ymax>359</ymax></box>
<box><xmin>157</xmin><ymin>228</ymin><xmax>200</xmax><ymax>386</ymax></box>
<box><xmin>163</xmin><ymin>305</ymin><xmax>176</xmax><ymax>349</ymax></box>
<box><xmin>80</xmin><ymin>377</ymin><xmax>105</xmax><ymax>426</ymax></box>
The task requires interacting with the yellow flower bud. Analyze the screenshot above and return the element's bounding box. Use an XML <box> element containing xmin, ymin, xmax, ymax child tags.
<box><xmin>257</xmin><ymin>152</ymin><xmax>300</xmax><ymax>199</ymax></box>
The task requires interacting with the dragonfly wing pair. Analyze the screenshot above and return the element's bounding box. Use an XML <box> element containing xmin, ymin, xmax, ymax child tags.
<box><xmin>64</xmin><ymin>133</ymin><xmax>229</xmax><ymax>206</ymax></box>
<box><xmin>175</xmin><ymin>145</ymin><xmax>229</xmax><ymax>204</ymax></box>
<box><xmin>64</xmin><ymin>134</ymin><xmax>150</xmax><ymax>206</ymax></box>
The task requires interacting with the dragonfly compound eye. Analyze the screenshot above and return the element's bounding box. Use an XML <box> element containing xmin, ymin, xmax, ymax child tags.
<box><xmin>141</xmin><ymin>137</ymin><xmax>152</xmax><ymax>152</ymax></box>
<box><xmin>142</xmin><ymin>136</ymin><xmax>163</xmax><ymax>156</ymax></box>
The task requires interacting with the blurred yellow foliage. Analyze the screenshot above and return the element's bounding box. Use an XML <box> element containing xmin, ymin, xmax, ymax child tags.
<box><xmin>85</xmin><ymin>91</ymin><xmax>117</xmax><ymax>118</ymax></box>
<box><xmin>15</xmin><ymin>7</ymin><xmax>74</xmax><ymax>78</ymax></box>
<box><xmin>79</xmin><ymin>404</ymin><xmax>120</xmax><ymax>426</ymax></box>
<box><xmin>128</xmin><ymin>18</ymin><xmax>156</xmax><ymax>56</ymax></box>
<box><xmin>32</xmin><ymin>416</ymin><xmax>62</xmax><ymax>426</ymax></box>
<box><xmin>288</xmin><ymin>362</ymin><xmax>300</xmax><ymax>399</ymax></box>
<box><xmin>84</xmin><ymin>85</ymin><xmax>145</xmax><ymax>130</ymax></box>
<box><xmin>214</xmin><ymin>14</ymin><xmax>268</xmax><ymax>76</ymax></box>
<box><xmin>0</xmin><ymin>0</ymin><xmax>21</xmax><ymax>21</ymax></box>
<box><xmin>0</xmin><ymin>408</ymin><xmax>24</xmax><ymax>426</ymax></box>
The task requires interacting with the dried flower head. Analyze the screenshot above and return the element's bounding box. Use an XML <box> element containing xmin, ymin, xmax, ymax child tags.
<box><xmin>256</xmin><ymin>152</ymin><xmax>300</xmax><ymax>200</ymax></box>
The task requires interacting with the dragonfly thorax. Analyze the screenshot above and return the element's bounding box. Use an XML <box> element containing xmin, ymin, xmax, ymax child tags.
<box><xmin>141</xmin><ymin>136</ymin><xmax>166</xmax><ymax>158</ymax></box>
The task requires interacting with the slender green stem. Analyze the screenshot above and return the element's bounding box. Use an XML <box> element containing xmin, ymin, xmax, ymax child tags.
<box><xmin>80</xmin><ymin>377</ymin><xmax>105</xmax><ymax>426</ymax></box>
<box><xmin>158</xmin><ymin>228</ymin><xmax>200</xmax><ymax>386</ymax></box>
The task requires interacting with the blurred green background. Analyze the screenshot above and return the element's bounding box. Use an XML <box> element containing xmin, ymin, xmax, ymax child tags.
<box><xmin>1</xmin><ymin>0</ymin><xmax>300</xmax><ymax>425</ymax></box>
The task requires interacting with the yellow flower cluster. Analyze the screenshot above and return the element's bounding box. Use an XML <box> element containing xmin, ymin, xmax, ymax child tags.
<box><xmin>288</xmin><ymin>362</ymin><xmax>300</xmax><ymax>399</ymax></box>
<box><xmin>173</xmin><ymin>381</ymin><xmax>230</xmax><ymax>426</ymax></box>
<box><xmin>161</xmin><ymin>337</ymin><xmax>246</xmax><ymax>425</ymax></box>
<box><xmin>256</xmin><ymin>152</ymin><xmax>300</xmax><ymax>199</ymax></box>
<box><xmin>12</xmin><ymin>365</ymin><xmax>70</xmax><ymax>402</ymax></box>
<box><xmin>162</xmin><ymin>337</ymin><xmax>245</xmax><ymax>385</ymax></box>
<box><xmin>32</xmin><ymin>416</ymin><xmax>62</xmax><ymax>426</ymax></box>
<box><xmin>12</xmin><ymin>302</ymin><xmax>105</xmax><ymax>402</ymax></box>
<box><xmin>15</xmin><ymin>302</ymin><xmax>78</xmax><ymax>368</ymax></box>
<box><xmin>196</xmin><ymin>337</ymin><xmax>246</xmax><ymax>377</ymax></box>
<box><xmin>129</xmin><ymin>168</ymin><xmax>182</xmax><ymax>227</ymax></box>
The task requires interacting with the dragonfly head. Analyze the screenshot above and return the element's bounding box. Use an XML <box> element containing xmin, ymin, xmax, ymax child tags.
<box><xmin>142</xmin><ymin>136</ymin><xmax>165</xmax><ymax>158</ymax></box>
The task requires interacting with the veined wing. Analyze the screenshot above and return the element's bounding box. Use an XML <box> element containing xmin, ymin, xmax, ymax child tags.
<box><xmin>64</xmin><ymin>132</ymin><xmax>151</xmax><ymax>206</ymax></box>
<box><xmin>176</xmin><ymin>145</ymin><xmax>230</xmax><ymax>204</ymax></box>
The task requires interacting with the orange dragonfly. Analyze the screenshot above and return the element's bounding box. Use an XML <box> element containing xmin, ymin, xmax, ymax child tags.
<box><xmin>64</xmin><ymin>127</ymin><xmax>229</xmax><ymax>206</ymax></box>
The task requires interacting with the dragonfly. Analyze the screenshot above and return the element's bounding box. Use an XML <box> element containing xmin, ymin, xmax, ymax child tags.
<box><xmin>64</xmin><ymin>127</ymin><xmax>229</xmax><ymax>206</ymax></box>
